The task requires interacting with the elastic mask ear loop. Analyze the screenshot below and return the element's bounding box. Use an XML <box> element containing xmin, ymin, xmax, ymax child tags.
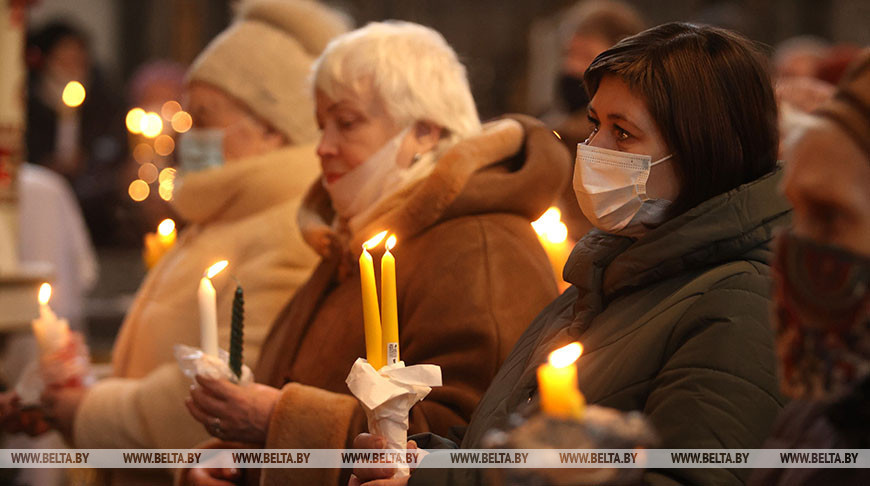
<box><xmin>650</xmin><ymin>154</ymin><xmax>673</xmax><ymax>166</ymax></box>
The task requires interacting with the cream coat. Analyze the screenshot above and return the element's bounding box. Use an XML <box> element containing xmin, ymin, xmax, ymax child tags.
<box><xmin>73</xmin><ymin>144</ymin><xmax>320</xmax><ymax>483</ymax></box>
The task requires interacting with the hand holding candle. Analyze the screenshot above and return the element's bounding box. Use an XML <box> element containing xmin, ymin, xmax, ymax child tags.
<box><xmin>198</xmin><ymin>260</ymin><xmax>228</xmax><ymax>357</ymax></box>
<box><xmin>381</xmin><ymin>235</ymin><xmax>399</xmax><ymax>365</ymax></box>
<box><xmin>537</xmin><ymin>342</ymin><xmax>585</xmax><ymax>420</ymax></box>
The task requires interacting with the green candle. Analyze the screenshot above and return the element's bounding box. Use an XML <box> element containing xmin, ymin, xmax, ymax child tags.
<box><xmin>229</xmin><ymin>284</ymin><xmax>244</xmax><ymax>379</ymax></box>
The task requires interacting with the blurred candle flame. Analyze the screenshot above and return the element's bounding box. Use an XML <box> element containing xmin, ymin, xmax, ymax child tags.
<box><xmin>157</xmin><ymin>218</ymin><xmax>176</xmax><ymax>236</ymax></box>
<box><xmin>206</xmin><ymin>260</ymin><xmax>229</xmax><ymax>279</ymax></box>
<box><xmin>549</xmin><ymin>342</ymin><xmax>583</xmax><ymax>368</ymax></box>
<box><xmin>532</xmin><ymin>207</ymin><xmax>569</xmax><ymax>244</ymax></box>
<box><xmin>385</xmin><ymin>234</ymin><xmax>397</xmax><ymax>251</ymax></box>
<box><xmin>363</xmin><ymin>231</ymin><xmax>389</xmax><ymax>250</ymax></box>
<box><xmin>38</xmin><ymin>283</ymin><xmax>52</xmax><ymax>305</ymax></box>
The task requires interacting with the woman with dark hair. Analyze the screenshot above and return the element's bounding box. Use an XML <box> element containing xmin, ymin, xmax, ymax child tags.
<box><xmin>352</xmin><ymin>22</ymin><xmax>791</xmax><ymax>486</ymax></box>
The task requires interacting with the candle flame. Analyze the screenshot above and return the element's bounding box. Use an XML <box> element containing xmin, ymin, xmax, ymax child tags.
<box><xmin>552</xmin><ymin>130</ymin><xmax>562</xmax><ymax>140</ymax></box>
<box><xmin>532</xmin><ymin>207</ymin><xmax>569</xmax><ymax>244</ymax></box>
<box><xmin>385</xmin><ymin>235</ymin><xmax>397</xmax><ymax>251</ymax></box>
<box><xmin>548</xmin><ymin>342</ymin><xmax>583</xmax><ymax>368</ymax></box>
<box><xmin>157</xmin><ymin>218</ymin><xmax>176</xmax><ymax>236</ymax></box>
<box><xmin>363</xmin><ymin>231</ymin><xmax>388</xmax><ymax>250</ymax></box>
<box><xmin>38</xmin><ymin>283</ymin><xmax>52</xmax><ymax>305</ymax></box>
<box><xmin>206</xmin><ymin>260</ymin><xmax>229</xmax><ymax>279</ymax></box>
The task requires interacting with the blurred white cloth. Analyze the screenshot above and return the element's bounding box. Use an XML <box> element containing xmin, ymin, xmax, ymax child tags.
<box><xmin>18</xmin><ymin>163</ymin><xmax>98</xmax><ymax>329</ymax></box>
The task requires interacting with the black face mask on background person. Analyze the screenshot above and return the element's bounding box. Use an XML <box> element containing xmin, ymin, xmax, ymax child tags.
<box><xmin>557</xmin><ymin>73</ymin><xmax>590</xmax><ymax>114</ymax></box>
<box><xmin>772</xmin><ymin>228</ymin><xmax>870</xmax><ymax>400</ymax></box>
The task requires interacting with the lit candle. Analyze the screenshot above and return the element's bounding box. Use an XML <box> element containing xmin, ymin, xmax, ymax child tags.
<box><xmin>531</xmin><ymin>207</ymin><xmax>573</xmax><ymax>289</ymax></box>
<box><xmin>157</xmin><ymin>218</ymin><xmax>176</xmax><ymax>246</ymax></box>
<box><xmin>143</xmin><ymin>218</ymin><xmax>177</xmax><ymax>269</ymax></box>
<box><xmin>32</xmin><ymin>283</ymin><xmax>70</xmax><ymax>354</ymax></box>
<box><xmin>381</xmin><ymin>235</ymin><xmax>399</xmax><ymax>365</ymax></box>
<box><xmin>198</xmin><ymin>260</ymin><xmax>228</xmax><ymax>357</ymax></box>
<box><xmin>537</xmin><ymin>342</ymin><xmax>585</xmax><ymax>419</ymax></box>
<box><xmin>360</xmin><ymin>231</ymin><xmax>387</xmax><ymax>370</ymax></box>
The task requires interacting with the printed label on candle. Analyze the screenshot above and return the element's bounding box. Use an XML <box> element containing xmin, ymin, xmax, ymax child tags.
<box><xmin>387</xmin><ymin>343</ymin><xmax>399</xmax><ymax>365</ymax></box>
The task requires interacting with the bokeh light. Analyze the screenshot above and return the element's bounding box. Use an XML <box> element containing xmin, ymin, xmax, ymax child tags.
<box><xmin>62</xmin><ymin>81</ymin><xmax>86</xmax><ymax>107</ymax></box>
<box><xmin>171</xmin><ymin>111</ymin><xmax>192</xmax><ymax>133</ymax></box>
<box><xmin>138</xmin><ymin>163</ymin><xmax>159</xmax><ymax>184</ymax></box>
<box><xmin>126</xmin><ymin>108</ymin><xmax>145</xmax><ymax>134</ymax></box>
<box><xmin>154</xmin><ymin>134</ymin><xmax>175</xmax><ymax>156</ymax></box>
<box><xmin>161</xmin><ymin>100</ymin><xmax>182</xmax><ymax>121</ymax></box>
<box><xmin>158</xmin><ymin>167</ymin><xmax>176</xmax><ymax>184</ymax></box>
<box><xmin>128</xmin><ymin>179</ymin><xmax>150</xmax><ymax>202</ymax></box>
<box><xmin>132</xmin><ymin>143</ymin><xmax>154</xmax><ymax>164</ymax></box>
<box><xmin>158</xmin><ymin>180</ymin><xmax>174</xmax><ymax>201</ymax></box>
<box><xmin>141</xmin><ymin>112</ymin><xmax>163</xmax><ymax>138</ymax></box>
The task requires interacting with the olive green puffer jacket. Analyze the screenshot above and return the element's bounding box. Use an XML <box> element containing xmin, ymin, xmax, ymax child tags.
<box><xmin>410</xmin><ymin>168</ymin><xmax>792</xmax><ymax>486</ymax></box>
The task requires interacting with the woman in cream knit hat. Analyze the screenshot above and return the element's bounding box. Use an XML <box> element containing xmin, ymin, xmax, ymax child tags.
<box><xmin>34</xmin><ymin>1</ymin><xmax>348</xmax><ymax>484</ymax></box>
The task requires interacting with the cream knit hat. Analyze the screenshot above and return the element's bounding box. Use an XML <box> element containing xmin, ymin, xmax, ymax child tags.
<box><xmin>187</xmin><ymin>0</ymin><xmax>349</xmax><ymax>143</ymax></box>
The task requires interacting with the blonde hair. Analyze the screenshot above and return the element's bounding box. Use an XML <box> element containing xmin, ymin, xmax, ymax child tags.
<box><xmin>312</xmin><ymin>21</ymin><xmax>481</xmax><ymax>139</ymax></box>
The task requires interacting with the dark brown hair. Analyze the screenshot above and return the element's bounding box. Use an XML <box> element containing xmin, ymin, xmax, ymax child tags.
<box><xmin>584</xmin><ymin>22</ymin><xmax>779</xmax><ymax>216</ymax></box>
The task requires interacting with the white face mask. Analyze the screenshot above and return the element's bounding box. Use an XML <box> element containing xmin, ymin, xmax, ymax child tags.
<box><xmin>573</xmin><ymin>143</ymin><xmax>673</xmax><ymax>233</ymax></box>
<box><xmin>322</xmin><ymin>129</ymin><xmax>408</xmax><ymax>221</ymax></box>
<box><xmin>177</xmin><ymin>129</ymin><xmax>225</xmax><ymax>173</ymax></box>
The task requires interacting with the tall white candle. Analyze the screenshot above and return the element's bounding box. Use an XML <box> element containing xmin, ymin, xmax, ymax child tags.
<box><xmin>198</xmin><ymin>261</ymin><xmax>227</xmax><ymax>357</ymax></box>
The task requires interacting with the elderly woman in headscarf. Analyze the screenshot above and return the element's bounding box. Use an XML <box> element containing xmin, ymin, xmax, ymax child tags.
<box><xmin>182</xmin><ymin>20</ymin><xmax>570</xmax><ymax>486</ymax></box>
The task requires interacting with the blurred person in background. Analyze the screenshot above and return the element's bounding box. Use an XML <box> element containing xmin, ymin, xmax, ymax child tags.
<box><xmin>25</xmin><ymin>20</ymin><xmax>128</xmax><ymax>246</ymax></box>
<box><xmin>774</xmin><ymin>36</ymin><xmax>830</xmax><ymax>80</ymax></box>
<box><xmin>547</xmin><ymin>0</ymin><xmax>645</xmax><ymax>241</ymax></box>
<box><xmin>774</xmin><ymin>36</ymin><xmax>836</xmax><ymax>153</ymax></box>
<box><xmin>1</xmin><ymin>2</ymin><xmax>349</xmax><ymax>486</ymax></box>
<box><xmin>749</xmin><ymin>49</ymin><xmax>870</xmax><ymax>486</ymax></box>
<box><xmin>0</xmin><ymin>163</ymin><xmax>98</xmax><ymax>486</ymax></box>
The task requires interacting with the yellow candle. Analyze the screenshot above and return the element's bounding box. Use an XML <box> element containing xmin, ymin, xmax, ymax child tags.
<box><xmin>381</xmin><ymin>235</ymin><xmax>399</xmax><ymax>365</ymax></box>
<box><xmin>360</xmin><ymin>231</ymin><xmax>387</xmax><ymax>370</ymax></box>
<box><xmin>199</xmin><ymin>260</ymin><xmax>228</xmax><ymax>357</ymax></box>
<box><xmin>537</xmin><ymin>342</ymin><xmax>585</xmax><ymax>419</ymax></box>
<box><xmin>144</xmin><ymin>218</ymin><xmax>177</xmax><ymax>269</ymax></box>
<box><xmin>531</xmin><ymin>207</ymin><xmax>573</xmax><ymax>290</ymax></box>
<box><xmin>157</xmin><ymin>218</ymin><xmax>176</xmax><ymax>246</ymax></box>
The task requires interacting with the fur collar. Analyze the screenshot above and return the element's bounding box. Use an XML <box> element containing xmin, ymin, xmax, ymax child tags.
<box><xmin>298</xmin><ymin>114</ymin><xmax>570</xmax><ymax>258</ymax></box>
<box><xmin>172</xmin><ymin>142</ymin><xmax>318</xmax><ymax>224</ymax></box>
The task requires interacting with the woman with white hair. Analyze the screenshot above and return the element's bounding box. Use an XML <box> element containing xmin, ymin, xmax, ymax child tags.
<box><xmin>182</xmin><ymin>21</ymin><xmax>569</xmax><ymax>486</ymax></box>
